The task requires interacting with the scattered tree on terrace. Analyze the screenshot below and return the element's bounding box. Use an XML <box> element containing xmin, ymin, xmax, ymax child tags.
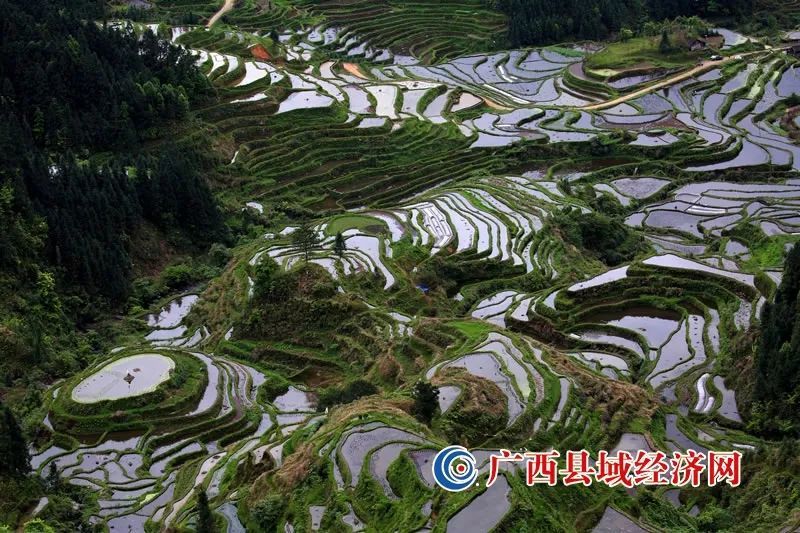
<box><xmin>659</xmin><ymin>29</ymin><xmax>673</xmax><ymax>53</ymax></box>
<box><xmin>333</xmin><ymin>232</ymin><xmax>347</xmax><ymax>258</ymax></box>
<box><xmin>553</xmin><ymin>208</ymin><xmax>646</xmax><ymax>266</ymax></box>
<box><xmin>209</xmin><ymin>243</ymin><xmax>232</xmax><ymax>268</ymax></box>
<box><xmin>292</xmin><ymin>225</ymin><xmax>322</xmax><ymax>263</ymax></box>
<box><xmin>0</xmin><ymin>402</ymin><xmax>30</xmax><ymax>478</ymax></box>
<box><xmin>46</xmin><ymin>463</ymin><xmax>60</xmax><ymax>492</ymax></box>
<box><xmin>412</xmin><ymin>381</ymin><xmax>440</xmax><ymax>424</ymax></box>
<box><xmin>196</xmin><ymin>489</ymin><xmax>215</xmax><ymax>533</ymax></box>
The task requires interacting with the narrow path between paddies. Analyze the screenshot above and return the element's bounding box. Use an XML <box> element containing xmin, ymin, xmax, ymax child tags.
<box><xmin>583</xmin><ymin>49</ymin><xmax>775</xmax><ymax>111</ymax></box>
<box><xmin>343</xmin><ymin>62</ymin><xmax>368</xmax><ymax>79</ymax></box>
<box><xmin>206</xmin><ymin>0</ymin><xmax>235</xmax><ymax>28</ymax></box>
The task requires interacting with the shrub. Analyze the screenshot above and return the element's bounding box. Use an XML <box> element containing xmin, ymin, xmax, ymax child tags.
<box><xmin>553</xmin><ymin>208</ymin><xmax>646</xmax><ymax>266</ymax></box>
<box><xmin>696</xmin><ymin>504</ymin><xmax>734</xmax><ymax>531</ymax></box>
<box><xmin>317</xmin><ymin>380</ymin><xmax>377</xmax><ymax>410</ymax></box>
<box><xmin>251</xmin><ymin>495</ymin><xmax>285</xmax><ymax>532</ymax></box>
<box><xmin>23</xmin><ymin>520</ymin><xmax>54</xmax><ymax>533</ymax></box>
<box><xmin>208</xmin><ymin>243</ymin><xmax>232</xmax><ymax>267</ymax></box>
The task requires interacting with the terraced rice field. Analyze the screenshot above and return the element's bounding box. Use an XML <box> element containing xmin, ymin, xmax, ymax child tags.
<box><xmin>34</xmin><ymin>14</ymin><xmax>796</xmax><ymax>532</ymax></box>
<box><xmin>127</xmin><ymin>19</ymin><xmax>800</xmax><ymax>212</ymax></box>
<box><xmin>292</xmin><ymin>0</ymin><xmax>506</xmax><ymax>63</ymax></box>
<box><xmin>34</xmin><ymin>311</ymin><xmax>310</xmax><ymax>531</ymax></box>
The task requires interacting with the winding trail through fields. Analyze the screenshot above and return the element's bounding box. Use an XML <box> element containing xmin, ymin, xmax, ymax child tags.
<box><xmin>583</xmin><ymin>49</ymin><xmax>776</xmax><ymax>111</ymax></box>
<box><xmin>207</xmin><ymin>0</ymin><xmax>235</xmax><ymax>28</ymax></box>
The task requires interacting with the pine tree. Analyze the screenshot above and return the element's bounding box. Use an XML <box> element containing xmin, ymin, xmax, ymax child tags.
<box><xmin>333</xmin><ymin>232</ymin><xmax>347</xmax><ymax>258</ymax></box>
<box><xmin>0</xmin><ymin>402</ymin><xmax>30</xmax><ymax>478</ymax></box>
<box><xmin>659</xmin><ymin>29</ymin><xmax>672</xmax><ymax>54</ymax></box>
<box><xmin>411</xmin><ymin>381</ymin><xmax>439</xmax><ymax>425</ymax></box>
<box><xmin>46</xmin><ymin>462</ymin><xmax>60</xmax><ymax>492</ymax></box>
<box><xmin>291</xmin><ymin>225</ymin><xmax>321</xmax><ymax>263</ymax></box>
<box><xmin>196</xmin><ymin>489</ymin><xmax>214</xmax><ymax>533</ymax></box>
<box><xmin>32</xmin><ymin>107</ymin><xmax>45</xmax><ymax>145</ymax></box>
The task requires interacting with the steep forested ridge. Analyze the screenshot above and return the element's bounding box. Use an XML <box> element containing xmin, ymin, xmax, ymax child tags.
<box><xmin>0</xmin><ymin>0</ymin><xmax>224</xmax><ymax>309</ymax></box>
<box><xmin>754</xmin><ymin>244</ymin><xmax>800</xmax><ymax>433</ymax></box>
<box><xmin>494</xmin><ymin>0</ymin><xmax>754</xmax><ymax>45</ymax></box>
<box><xmin>0</xmin><ymin>0</ymin><xmax>226</xmax><ymax>387</ymax></box>
<box><xmin>0</xmin><ymin>2</ymin><xmax>228</xmax><ymax>526</ymax></box>
<box><xmin>0</xmin><ymin>0</ymin><xmax>209</xmax><ymax>150</ymax></box>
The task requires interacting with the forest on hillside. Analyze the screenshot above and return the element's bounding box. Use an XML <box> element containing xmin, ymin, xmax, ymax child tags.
<box><xmin>754</xmin><ymin>245</ymin><xmax>800</xmax><ymax>434</ymax></box>
<box><xmin>0</xmin><ymin>0</ymin><xmax>226</xmax><ymax>381</ymax></box>
<box><xmin>493</xmin><ymin>0</ymin><xmax>754</xmax><ymax>45</ymax></box>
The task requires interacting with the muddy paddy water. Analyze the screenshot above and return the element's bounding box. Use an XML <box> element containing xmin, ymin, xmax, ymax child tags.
<box><xmin>446</xmin><ymin>475</ymin><xmax>511</xmax><ymax>533</ymax></box>
<box><xmin>71</xmin><ymin>354</ymin><xmax>175</xmax><ymax>403</ymax></box>
<box><xmin>273</xmin><ymin>386</ymin><xmax>316</xmax><ymax>412</ymax></box>
<box><xmin>583</xmin><ymin>306</ymin><xmax>682</xmax><ymax>359</ymax></box>
<box><xmin>147</xmin><ymin>295</ymin><xmax>198</xmax><ymax>329</ymax></box>
<box><xmin>439</xmin><ymin>352</ymin><xmax>525</xmax><ymax>424</ymax></box>
<box><xmin>437</xmin><ymin>385</ymin><xmax>461</xmax><ymax>413</ymax></box>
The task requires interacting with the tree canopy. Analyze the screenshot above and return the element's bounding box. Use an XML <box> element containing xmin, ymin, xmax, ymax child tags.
<box><xmin>755</xmin><ymin>243</ymin><xmax>800</xmax><ymax>434</ymax></box>
<box><xmin>0</xmin><ymin>0</ymin><xmax>224</xmax><ymax>305</ymax></box>
<box><xmin>494</xmin><ymin>0</ymin><xmax>754</xmax><ymax>46</ymax></box>
<box><xmin>553</xmin><ymin>208</ymin><xmax>646</xmax><ymax>266</ymax></box>
<box><xmin>0</xmin><ymin>402</ymin><xmax>30</xmax><ymax>478</ymax></box>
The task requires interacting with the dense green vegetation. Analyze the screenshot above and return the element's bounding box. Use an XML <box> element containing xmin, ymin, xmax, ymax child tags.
<box><xmin>4</xmin><ymin>0</ymin><xmax>800</xmax><ymax>530</ymax></box>
<box><xmin>0</xmin><ymin>0</ymin><xmax>224</xmax><ymax>302</ymax></box>
<box><xmin>495</xmin><ymin>0</ymin><xmax>754</xmax><ymax>46</ymax></box>
<box><xmin>747</xmin><ymin>0</ymin><xmax>800</xmax><ymax>35</ymax></box>
<box><xmin>0</xmin><ymin>402</ymin><xmax>30</xmax><ymax>479</ymax></box>
<box><xmin>0</xmin><ymin>0</ymin><xmax>226</xmax><ymax>385</ymax></box>
<box><xmin>553</xmin><ymin>209</ymin><xmax>647</xmax><ymax>266</ymax></box>
<box><xmin>753</xmin><ymin>244</ymin><xmax>800</xmax><ymax>434</ymax></box>
<box><xmin>317</xmin><ymin>380</ymin><xmax>378</xmax><ymax>411</ymax></box>
<box><xmin>244</xmin><ymin>258</ymin><xmax>363</xmax><ymax>346</ymax></box>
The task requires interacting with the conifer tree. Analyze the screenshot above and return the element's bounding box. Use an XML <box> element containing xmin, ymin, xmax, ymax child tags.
<box><xmin>196</xmin><ymin>490</ymin><xmax>214</xmax><ymax>533</ymax></box>
<box><xmin>292</xmin><ymin>225</ymin><xmax>321</xmax><ymax>263</ymax></box>
<box><xmin>46</xmin><ymin>463</ymin><xmax>60</xmax><ymax>492</ymax></box>
<box><xmin>333</xmin><ymin>232</ymin><xmax>347</xmax><ymax>258</ymax></box>
<box><xmin>411</xmin><ymin>381</ymin><xmax>439</xmax><ymax>425</ymax></box>
<box><xmin>0</xmin><ymin>402</ymin><xmax>30</xmax><ymax>478</ymax></box>
<box><xmin>756</xmin><ymin>243</ymin><xmax>800</xmax><ymax>429</ymax></box>
<box><xmin>659</xmin><ymin>29</ymin><xmax>672</xmax><ymax>54</ymax></box>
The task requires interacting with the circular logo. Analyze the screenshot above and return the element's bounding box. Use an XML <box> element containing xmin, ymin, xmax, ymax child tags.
<box><xmin>432</xmin><ymin>445</ymin><xmax>477</xmax><ymax>492</ymax></box>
